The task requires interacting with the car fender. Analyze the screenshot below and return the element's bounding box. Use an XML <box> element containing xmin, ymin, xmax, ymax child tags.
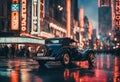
<box><xmin>82</xmin><ymin>49</ymin><xmax>94</xmax><ymax>58</ymax></box>
<box><xmin>54</xmin><ymin>46</ymin><xmax>71</xmax><ymax>60</ymax></box>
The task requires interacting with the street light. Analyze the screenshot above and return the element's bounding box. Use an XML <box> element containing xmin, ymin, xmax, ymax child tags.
<box><xmin>114</xmin><ymin>38</ymin><xmax>117</xmax><ymax>41</ymax></box>
<box><xmin>58</xmin><ymin>5</ymin><xmax>63</xmax><ymax>11</ymax></box>
<box><xmin>109</xmin><ymin>32</ymin><xmax>111</xmax><ymax>36</ymax></box>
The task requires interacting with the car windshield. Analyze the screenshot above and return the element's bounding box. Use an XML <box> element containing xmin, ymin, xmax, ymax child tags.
<box><xmin>45</xmin><ymin>39</ymin><xmax>62</xmax><ymax>44</ymax></box>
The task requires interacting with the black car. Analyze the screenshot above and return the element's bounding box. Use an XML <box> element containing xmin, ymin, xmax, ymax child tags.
<box><xmin>33</xmin><ymin>37</ymin><xmax>95</xmax><ymax>67</ymax></box>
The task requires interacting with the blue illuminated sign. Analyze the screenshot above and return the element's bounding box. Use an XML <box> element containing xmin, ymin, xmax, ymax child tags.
<box><xmin>11</xmin><ymin>4</ymin><xmax>19</xmax><ymax>11</ymax></box>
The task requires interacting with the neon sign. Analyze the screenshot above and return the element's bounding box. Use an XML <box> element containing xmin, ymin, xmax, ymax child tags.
<box><xmin>21</xmin><ymin>0</ymin><xmax>27</xmax><ymax>32</ymax></box>
<box><xmin>79</xmin><ymin>8</ymin><xmax>84</xmax><ymax>31</ymax></box>
<box><xmin>115</xmin><ymin>0</ymin><xmax>120</xmax><ymax>30</ymax></box>
<box><xmin>11</xmin><ymin>0</ymin><xmax>19</xmax><ymax>30</ymax></box>
<box><xmin>31</xmin><ymin>0</ymin><xmax>40</xmax><ymax>34</ymax></box>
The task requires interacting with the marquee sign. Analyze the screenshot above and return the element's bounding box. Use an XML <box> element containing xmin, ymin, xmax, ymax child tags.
<box><xmin>115</xmin><ymin>0</ymin><xmax>120</xmax><ymax>30</ymax></box>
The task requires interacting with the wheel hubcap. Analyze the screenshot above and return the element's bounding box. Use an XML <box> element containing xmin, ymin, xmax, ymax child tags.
<box><xmin>64</xmin><ymin>54</ymin><xmax>70</xmax><ymax>65</ymax></box>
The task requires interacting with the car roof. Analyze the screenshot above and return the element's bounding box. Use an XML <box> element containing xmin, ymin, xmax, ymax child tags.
<box><xmin>45</xmin><ymin>37</ymin><xmax>76</xmax><ymax>45</ymax></box>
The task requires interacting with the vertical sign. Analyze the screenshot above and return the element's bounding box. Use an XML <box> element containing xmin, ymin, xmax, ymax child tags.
<box><xmin>11</xmin><ymin>0</ymin><xmax>19</xmax><ymax>30</ymax></box>
<box><xmin>21</xmin><ymin>0</ymin><xmax>27</xmax><ymax>33</ymax></box>
<box><xmin>31</xmin><ymin>0</ymin><xmax>40</xmax><ymax>34</ymax></box>
<box><xmin>111</xmin><ymin>0</ymin><xmax>115</xmax><ymax>29</ymax></box>
<box><xmin>115</xmin><ymin>0</ymin><xmax>120</xmax><ymax>30</ymax></box>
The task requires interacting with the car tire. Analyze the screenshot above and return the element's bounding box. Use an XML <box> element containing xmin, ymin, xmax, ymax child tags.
<box><xmin>88</xmin><ymin>53</ymin><xmax>95</xmax><ymax>68</ymax></box>
<box><xmin>61</xmin><ymin>53</ymin><xmax>71</xmax><ymax>67</ymax></box>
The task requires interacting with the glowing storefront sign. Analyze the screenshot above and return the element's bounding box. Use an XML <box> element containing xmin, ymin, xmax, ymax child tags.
<box><xmin>0</xmin><ymin>37</ymin><xmax>44</xmax><ymax>44</ymax></box>
<box><xmin>31</xmin><ymin>0</ymin><xmax>40</xmax><ymax>34</ymax></box>
<box><xmin>11</xmin><ymin>12</ymin><xmax>19</xmax><ymax>30</ymax></box>
<box><xmin>11</xmin><ymin>0</ymin><xmax>19</xmax><ymax>30</ymax></box>
<box><xmin>49</xmin><ymin>23</ymin><xmax>66</xmax><ymax>33</ymax></box>
<box><xmin>115</xmin><ymin>0</ymin><xmax>120</xmax><ymax>30</ymax></box>
<box><xmin>40</xmin><ymin>31</ymin><xmax>55</xmax><ymax>38</ymax></box>
<box><xmin>21</xmin><ymin>0</ymin><xmax>27</xmax><ymax>32</ymax></box>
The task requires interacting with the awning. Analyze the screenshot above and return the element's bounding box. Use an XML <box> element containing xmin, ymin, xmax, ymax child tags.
<box><xmin>0</xmin><ymin>37</ymin><xmax>45</xmax><ymax>44</ymax></box>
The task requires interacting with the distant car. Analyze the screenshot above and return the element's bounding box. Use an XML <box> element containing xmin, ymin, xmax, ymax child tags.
<box><xmin>33</xmin><ymin>37</ymin><xmax>95</xmax><ymax>68</ymax></box>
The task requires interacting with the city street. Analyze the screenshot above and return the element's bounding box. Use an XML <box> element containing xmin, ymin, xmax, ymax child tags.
<box><xmin>0</xmin><ymin>53</ymin><xmax>120</xmax><ymax>82</ymax></box>
<box><xmin>0</xmin><ymin>0</ymin><xmax>120</xmax><ymax>82</ymax></box>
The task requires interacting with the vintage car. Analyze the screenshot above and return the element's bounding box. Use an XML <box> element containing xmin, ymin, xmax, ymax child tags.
<box><xmin>33</xmin><ymin>37</ymin><xmax>95</xmax><ymax>68</ymax></box>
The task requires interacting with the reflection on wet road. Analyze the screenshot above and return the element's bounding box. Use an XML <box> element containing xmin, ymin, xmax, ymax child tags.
<box><xmin>0</xmin><ymin>54</ymin><xmax>120</xmax><ymax>82</ymax></box>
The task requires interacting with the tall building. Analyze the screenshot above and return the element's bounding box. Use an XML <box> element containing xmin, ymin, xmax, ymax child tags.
<box><xmin>98</xmin><ymin>0</ymin><xmax>112</xmax><ymax>36</ymax></box>
<box><xmin>0</xmin><ymin>0</ymin><xmax>13</xmax><ymax>36</ymax></box>
<box><xmin>72</xmin><ymin>0</ymin><xmax>79</xmax><ymax>40</ymax></box>
<box><xmin>72</xmin><ymin>0</ymin><xmax>78</xmax><ymax>21</ymax></box>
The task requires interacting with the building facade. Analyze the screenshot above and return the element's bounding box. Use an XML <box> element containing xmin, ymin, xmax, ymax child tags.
<box><xmin>0</xmin><ymin>0</ymin><xmax>80</xmax><ymax>50</ymax></box>
<box><xmin>98</xmin><ymin>0</ymin><xmax>112</xmax><ymax>36</ymax></box>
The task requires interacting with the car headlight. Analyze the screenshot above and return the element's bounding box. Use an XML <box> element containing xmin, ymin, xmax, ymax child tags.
<box><xmin>37</xmin><ymin>45</ymin><xmax>47</xmax><ymax>56</ymax></box>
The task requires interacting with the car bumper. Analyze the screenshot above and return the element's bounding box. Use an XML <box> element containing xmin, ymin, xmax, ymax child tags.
<box><xmin>33</xmin><ymin>56</ymin><xmax>56</xmax><ymax>61</ymax></box>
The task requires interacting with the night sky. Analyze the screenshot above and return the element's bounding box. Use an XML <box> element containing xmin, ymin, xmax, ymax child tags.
<box><xmin>78</xmin><ymin>0</ymin><xmax>98</xmax><ymax>33</ymax></box>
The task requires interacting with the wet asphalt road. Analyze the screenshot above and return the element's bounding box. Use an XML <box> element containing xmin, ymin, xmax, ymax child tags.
<box><xmin>0</xmin><ymin>53</ymin><xmax>120</xmax><ymax>82</ymax></box>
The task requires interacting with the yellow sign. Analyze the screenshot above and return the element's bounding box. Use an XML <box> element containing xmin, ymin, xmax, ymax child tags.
<box><xmin>11</xmin><ymin>12</ymin><xmax>19</xmax><ymax>30</ymax></box>
<box><xmin>12</xmin><ymin>0</ymin><xmax>18</xmax><ymax>3</ymax></box>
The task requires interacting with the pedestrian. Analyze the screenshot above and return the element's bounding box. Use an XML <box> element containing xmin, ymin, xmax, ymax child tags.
<box><xmin>4</xmin><ymin>45</ymin><xmax>9</xmax><ymax>58</ymax></box>
<box><xmin>10</xmin><ymin>45</ymin><xmax>15</xmax><ymax>58</ymax></box>
<box><xmin>25</xmin><ymin>47</ymin><xmax>30</xmax><ymax>58</ymax></box>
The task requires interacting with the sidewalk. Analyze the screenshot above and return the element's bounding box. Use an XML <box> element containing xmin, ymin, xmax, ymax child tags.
<box><xmin>0</xmin><ymin>56</ymin><xmax>38</xmax><ymax>65</ymax></box>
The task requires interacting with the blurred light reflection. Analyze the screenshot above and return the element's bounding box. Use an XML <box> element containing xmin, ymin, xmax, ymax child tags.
<box><xmin>63</xmin><ymin>54</ymin><xmax>120</xmax><ymax>82</ymax></box>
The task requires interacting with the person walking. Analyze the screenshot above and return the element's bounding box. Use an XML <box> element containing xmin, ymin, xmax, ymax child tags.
<box><xmin>10</xmin><ymin>45</ymin><xmax>15</xmax><ymax>58</ymax></box>
<box><xmin>4</xmin><ymin>45</ymin><xmax>9</xmax><ymax>58</ymax></box>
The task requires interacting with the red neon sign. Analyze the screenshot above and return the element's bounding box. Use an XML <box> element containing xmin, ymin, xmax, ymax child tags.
<box><xmin>21</xmin><ymin>0</ymin><xmax>27</xmax><ymax>32</ymax></box>
<box><xmin>115</xmin><ymin>0</ymin><xmax>120</xmax><ymax>30</ymax></box>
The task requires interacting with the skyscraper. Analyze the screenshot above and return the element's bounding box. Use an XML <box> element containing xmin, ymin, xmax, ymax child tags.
<box><xmin>98</xmin><ymin>0</ymin><xmax>112</xmax><ymax>35</ymax></box>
